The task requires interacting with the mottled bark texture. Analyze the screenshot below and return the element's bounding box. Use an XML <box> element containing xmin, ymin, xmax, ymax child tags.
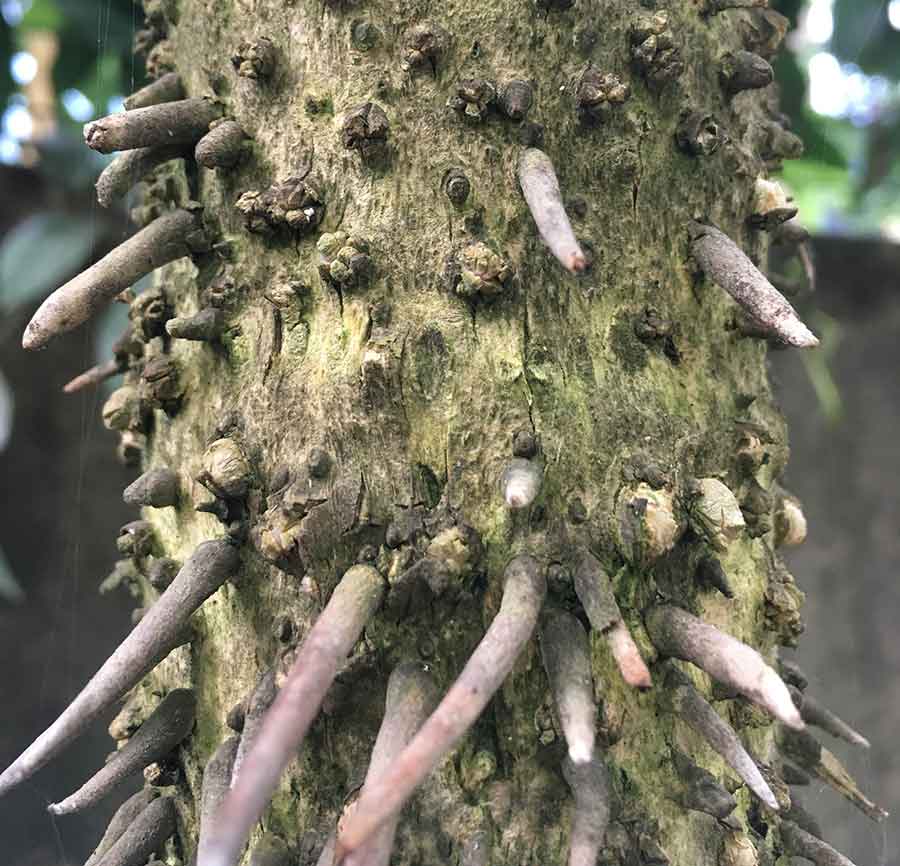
<box><xmin>31</xmin><ymin>0</ymin><xmax>831</xmax><ymax>863</ymax></box>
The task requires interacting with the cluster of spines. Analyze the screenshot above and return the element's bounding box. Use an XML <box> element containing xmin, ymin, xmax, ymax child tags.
<box><xmin>6</xmin><ymin>3</ymin><xmax>877</xmax><ymax>866</ymax></box>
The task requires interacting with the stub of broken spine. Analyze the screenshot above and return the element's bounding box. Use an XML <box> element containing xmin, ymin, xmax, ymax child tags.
<box><xmin>94</xmin><ymin>795</ymin><xmax>176</xmax><ymax>866</ymax></box>
<box><xmin>541</xmin><ymin>608</ymin><xmax>597</xmax><ymax>765</ymax></box>
<box><xmin>124</xmin><ymin>72</ymin><xmax>185</xmax><ymax>111</ymax></box>
<box><xmin>84</xmin><ymin>97</ymin><xmax>222</xmax><ymax>154</ymax></box>
<box><xmin>343</xmin><ymin>663</ymin><xmax>440</xmax><ymax>866</ymax></box>
<box><xmin>572</xmin><ymin>549</ymin><xmax>651</xmax><ymax>689</ymax></box>
<box><xmin>334</xmin><ymin>555</ymin><xmax>547</xmax><ymax>864</ymax></box>
<box><xmin>195</xmin><ymin>120</ymin><xmax>248</xmax><ymax>170</ymax></box>
<box><xmin>562</xmin><ymin>755</ymin><xmax>610</xmax><ymax>866</ymax></box>
<box><xmin>645</xmin><ymin>604</ymin><xmax>803</xmax><ymax>730</ymax></box>
<box><xmin>663</xmin><ymin>664</ymin><xmax>779</xmax><ymax>810</ymax></box>
<box><xmin>0</xmin><ymin>539</ymin><xmax>237</xmax><ymax>798</ymax></box>
<box><xmin>790</xmin><ymin>686</ymin><xmax>869</xmax><ymax>749</ymax></box>
<box><xmin>780</xmin><ymin>820</ymin><xmax>857</xmax><ymax>866</ymax></box>
<box><xmin>517</xmin><ymin>147</ymin><xmax>587</xmax><ymax>273</ymax></box>
<box><xmin>123</xmin><ymin>467</ymin><xmax>180</xmax><ymax>508</ymax></box>
<box><xmin>22</xmin><ymin>208</ymin><xmax>202</xmax><ymax>350</ymax></box>
<box><xmin>48</xmin><ymin>689</ymin><xmax>195</xmax><ymax>815</ymax></box>
<box><xmin>198</xmin><ymin>564</ymin><xmax>386</xmax><ymax>866</ymax></box>
<box><xmin>63</xmin><ymin>359</ymin><xmax>124</xmax><ymax>394</ymax></box>
<box><xmin>779</xmin><ymin>726</ymin><xmax>887</xmax><ymax>821</ymax></box>
<box><xmin>688</xmin><ymin>221</ymin><xmax>818</xmax><ymax>348</ymax></box>
<box><xmin>96</xmin><ymin>143</ymin><xmax>188</xmax><ymax>208</ymax></box>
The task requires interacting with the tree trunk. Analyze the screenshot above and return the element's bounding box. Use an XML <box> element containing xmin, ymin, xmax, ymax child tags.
<box><xmin>12</xmin><ymin>0</ymin><xmax>855</xmax><ymax>864</ymax></box>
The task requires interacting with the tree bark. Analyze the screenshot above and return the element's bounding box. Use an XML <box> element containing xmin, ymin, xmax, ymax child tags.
<box><xmin>26</xmin><ymin>0</ymin><xmax>835</xmax><ymax>863</ymax></box>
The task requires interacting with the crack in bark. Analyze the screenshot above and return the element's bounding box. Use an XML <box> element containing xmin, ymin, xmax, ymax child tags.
<box><xmin>633</xmin><ymin>123</ymin><xmax>648</xmax><ymax>217</ymax></box>
<box><xmin>397</xmin><ymin>328</ymin><xmax>412</xmax><ymax>430</ymax></box>
<box><xmin>521</xmin><ymin>286</ymin><xmax>537</xmax><ymax>425</ymax></box>
<box><xmin>263</xmin><ymin>306</ymin><xmax>283</xmax><ymax>383</ymax></box>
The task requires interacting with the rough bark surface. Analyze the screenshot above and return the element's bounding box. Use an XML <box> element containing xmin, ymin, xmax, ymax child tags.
<box><xmin>60</xmin><ymin>1</ymin><xmax>816</xmax><ymax>864</ymax></box>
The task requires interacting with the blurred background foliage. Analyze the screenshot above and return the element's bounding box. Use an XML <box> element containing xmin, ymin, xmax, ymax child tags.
<box><xmin>777</xmin><ymin>0</ymin><xmax>900</xmax><ymax>235</ymax></box>
<box><xmin>0</xmin><ymin>0</ymin><xmax>138</xmax><ymax>604</ymax></box>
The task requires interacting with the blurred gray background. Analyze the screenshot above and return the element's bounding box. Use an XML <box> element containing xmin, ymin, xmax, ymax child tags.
<box><xmin>773</xmin><ymin>236</ymin><xmax>900</xmax><ymax>865</ymax></box>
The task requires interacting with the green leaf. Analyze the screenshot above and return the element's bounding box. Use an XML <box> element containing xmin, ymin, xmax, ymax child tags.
<box><xmin>0</xmin><ymin>211</ymin><xmax>96</xmax><ymax>312</ymax></box>
<box><xmin>20</xmin><ymin>0</ymin><xmax>63</xmax><ymax>32</ymax></box>
<box><xmin>799</xmin><ymin>311</ymin><xmax>844</xmax><ymax>426</ymax></box>
<box><xmin>779</xmin><ymin>160</ymin><xmax>855</xmax><ymax>230</ymax></box>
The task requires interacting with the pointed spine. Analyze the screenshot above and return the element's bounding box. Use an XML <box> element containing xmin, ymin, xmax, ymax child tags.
<box><xmin>200</xmin><ymin>736</ymin><xmax>240</xmax><ymax>831</ymax></box>
<box><xmin>780</xmin><ymin>820</ymin><xmax>857</xmax><ymax>866</ymax></box>
<box><xmin>689</xmin><ymin>221</ymin><xmax>818</xmax><ymax>347</ymax></box>
<box><xmin>646</xmin><ymin>604</ymin><xmax>803</xmax><ymax>729</ymax></box>
<box><xmin>23</xmin><ymin>209</ymin><xmax>200</xmax><ymax>350</ymax></box>
<box><xmin>562</xmin><ymin>756</ymin><xmax>610</xmax><ymax>866</ymax></box>
<box><xmin>572</xmin><ymin>549</ymin><xmax>651</xmax><ymax>688</ymax></box>
<box><xmin>344</xmin><ymin>663</ymin><xmax>440</xmax><ymax>866</ymax></box>
<box><xmin>85</xmin><ymin>97</ymin><xmax>221</xmax><ymax>154</ymax></box>
<box><xmin>696</xmin><ymin>555</ymin><xmax>735</xmax><ymax>598</ymax></box>
<box><xmin>517</xmin><ymin>147</ymin><xmax>587</xmax><ymax>272</ymax></box>
<box><xmin>95</xmin><ymin>144</ymin><xmax>188</xmax><ymax>207</ymax></box>
<box><xmin>671</xmin><ymin>748</ymin><xmax>737</xmax><ymax>820</ymax></box>
<box><xmin>49</xmin><ymin>689</ymin><xmax>195</xmax><ymax>815</ymax></box>
<box><xmin>315</xmin><ymin>833</ymin><xmax>337</xmax><ymax>866</ymax></box>
<box><xmin>664</xmin><ymin>665</ymin><xmax>780</xmax><ymax>810</ymax></box>
<box><xmin>63</xmin><ymin>359</ymin><xmax>123</xmax><ymax>394</ymax></box>
<box><xmin>335</xmin><ymin>555</ymin><xmax>546</xmax><ymax>862</ymax></box>
<box><xmin>230</xmin><ymin>669</ymin><xmax>276</xmax><ymax>785</ymax></box>
<box><xmin>165</xmin><ymin>307</ymin><xmax>225</xmax><ymax>342</ymax></box>
<box><xmin>793</xmin><ymin>690</ymin><xmax>869</xmax><ymax>749</ymax></box>
<box><xmin>779</xmin><ymin>658</ymin><xmax>808</xmax><ymax>690</ymax></box>
<box><xmin>123</xmin><ymin>467</ymin><xmax>180</xmax><ymax>508</ymax></box>
<box><xmin>198</xmin><ymin>564</ymin><xmax>385</xmax><ymax>866</ymax></box>
<box><xmin>781</xmin><ymin>758</ymin><xmax>811</xmax><ymax>786</ymax></box>
<box><xmin>124</xmin><ymin>72</ymin><xmax>184</xmax><ymax>110</ymax></box>
<box><xmin>540</xmin><ymin>608</ymin><xmax>597</xmax><ymax>764</ymax></box>
<box><xmin>94</xmin><ymin>795</ymin><xmax>176</xmax><ymax>866</ymax></box>
<box><xmin>605</xmin><ymin>620</ymin><xmax>653</xmax><ymax>690</ymax></box>
<box><xmin>0</xmin><ymin>539</ymin><xmax>237</xmax><ymax>797</ymax></box>
<box><xmin>84</xmin><ymin>789</ymin><xmax>158</xmax><ymax>866</ymax></box>
<box><xmin>779</xmin><ymin>727</ymin><xmax>887</xmax><ymax>821</ymax></box>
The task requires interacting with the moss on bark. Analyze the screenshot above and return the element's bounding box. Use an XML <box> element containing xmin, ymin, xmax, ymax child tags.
<box><xmin>115</xmin><ymin>0</ymin><xmax>809</xmax><ymax>863</ymax></box>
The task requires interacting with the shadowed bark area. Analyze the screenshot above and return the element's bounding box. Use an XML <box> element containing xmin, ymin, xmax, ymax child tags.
<box><xmin>8</xmin><ymin>1</ymin><xmax>841</xmax><ymax>864</ymax></box>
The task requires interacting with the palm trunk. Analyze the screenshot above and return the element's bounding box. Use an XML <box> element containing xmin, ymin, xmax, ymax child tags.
<box><xmin>10</xmin><ymin>1</ymin><xmax>878</xmax><ymax>864</ymax></box>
